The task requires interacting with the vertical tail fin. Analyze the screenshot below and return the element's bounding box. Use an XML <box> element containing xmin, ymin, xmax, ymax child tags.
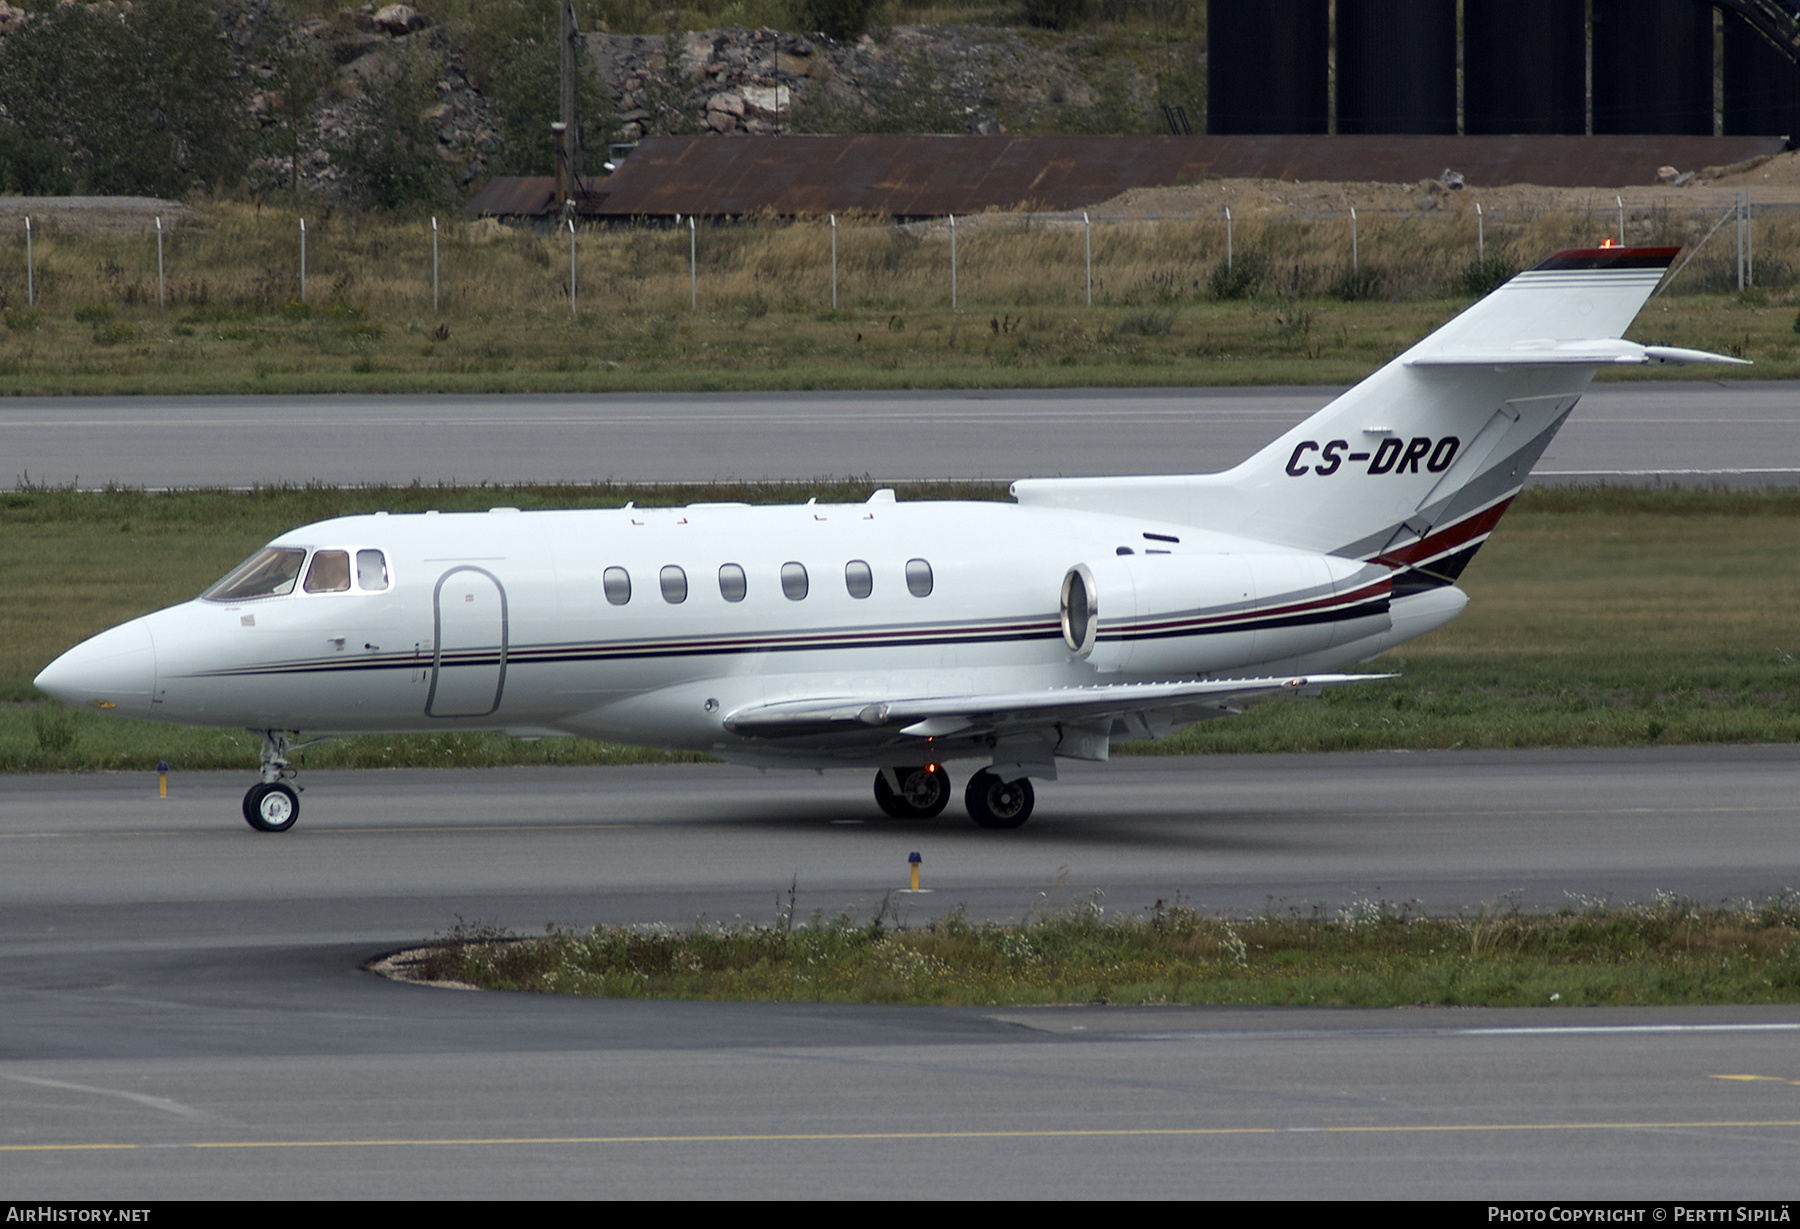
<box><xmin>1014</xmin><ymin>246</ymin><xmax>1743</xmax><ymax>581</ymax></box>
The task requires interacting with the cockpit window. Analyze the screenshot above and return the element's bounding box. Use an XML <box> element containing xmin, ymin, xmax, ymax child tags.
<box><xmin>356</xmin><ymin>549</ymin><xmax>389</xmax><ymax>591</ymax></box>
<box><xmin>304</xmin><ymin>550</ymin><xmax>352</xmax><ymax>593</ymax></box>
<box><xmin>202</xmin><ymin>547</ymin><xmax>307</xmax><ymax>602</ymax></box>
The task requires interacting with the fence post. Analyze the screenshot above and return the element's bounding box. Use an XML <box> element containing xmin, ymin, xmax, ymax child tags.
<box><xmin>1747</xmin><ymin>189</ymin><xmax>1754</xmax><ymax>287</ymax></box>
<box><xmin>299</xmin><ymin>218</ymin><xmax>307</xmax><ymax>302</ymax></box>
<box><xmin>569</xmin><ymin>217</ymin><xmax>577</xmax><ymax>314</ymax></box>
<box><xmin>830</xmin><ymin>214</ymin><xmax>838</xmax><ymax>310</ymax></box>
<box><xmin>1083</xmin><ymin>211</ymin><xmax>1092</xmax><ymax>306</ymax></box>
<box><xmin>155</xmin><ymin>217</ymin><xmax>165</xmax><ymax>308</ymax></box>
<box><xmin>949</xmin><ymin>213</ymin><xmax>957</xmax><ymax>311</ymax></box>
<box><xmin>24</xmin><ymin>216</ymin><xmax>32</xmax><ymax>308</ymax></box>
<box><xmin>1225</xmin><ymin>206</ymin><xmax>1232</xmax><ymax>271</ymax></box>
<box><xmin>689</xmin><ymin>215</ymin><xmax>697</xmax><ymax>311</ymax></box>
<box><xmin>1736</xmin><ymin>192</ymin><xmax>1745</xmax><ymax>291</ymax></box>
<box><xmin>1616</xmin><ymin>195</ymin><xmax>1624</xmax><ymax>247</ymax></box>
<box><xmin>1476</xmin><ymin>202</ymin><xmax>1483</xmax><ymax>263</ymax></box>
<box><xmin>1350</xmin><ymin>207</ymin><xmax>1358</xmax><ymax>275</ymax></box>
<box><xmin>431</xmin><ymin>216</ymin><xmax>439</xmax><ymax>314</ymax></box>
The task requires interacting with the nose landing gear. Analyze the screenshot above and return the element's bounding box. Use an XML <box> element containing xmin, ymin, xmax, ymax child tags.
<box><xmin>242</xmin><ymin>729</ymin><xmax>316</xmax><ymax>833</ymax></box>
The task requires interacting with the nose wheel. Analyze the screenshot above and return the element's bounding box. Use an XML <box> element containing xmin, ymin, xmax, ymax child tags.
<box><xmin>242</xmin><ymin>729</ymin><xmax>320</xmax><ymax>833</ymax></box>
<box><xmin>243</xmin><ymin>781</ymin><xmax>300</xmax><ymax>832</ymax></box>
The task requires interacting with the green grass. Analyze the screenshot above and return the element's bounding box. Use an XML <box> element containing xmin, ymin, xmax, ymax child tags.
<box><xmin>7</xmin><ymin>483</ymin><xmax>1800</xmax><ymax>771</ymax></box>
<box><xmin>2</xmin><ymin>296</ymin><xmax>1795</xmax><ymax>396</ymax></box>
<box><xmin>5</xmin><ymin>199</ymin><xmax>1800</xmax><ymax>394</ymax></box>
<box><xmin>400</xmin><ymin>894</ymin><xmax>1800</xmax><ymax>1007</ymax></box>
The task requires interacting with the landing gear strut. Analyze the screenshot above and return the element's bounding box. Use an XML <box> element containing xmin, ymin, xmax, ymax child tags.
<box><xmin>964</xmin><ymin>768</ymin><xmax>1034</xmax><ymax>829</ymax></box>
<box><xmin>243</xmin><ymin>729</ymin><xmax>305</xmax><ymax>833</ymax></box>
<box><xmin>873</xmin><ymin>764</ymin><xmax>951</xmax><ymax>819</ymax></box>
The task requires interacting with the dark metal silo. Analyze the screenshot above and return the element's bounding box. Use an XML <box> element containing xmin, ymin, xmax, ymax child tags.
<box><xmin>1463</xmin><ymin>0</ymin><xmax>1587</xmax><ymax>134</ymax></box>
<box><xmin>1724</xmin><ymin>11</ymin><xmax>1800</xmax><ymax>142</ymax></box>
<box><xmin>1592</xmin><ymin>0</ymin><xmax>1714</xmax><ymax>135</ymax></box>
<box><xmin>1206</xmin><ymin>0</ymin><xmax>1330</xmax><ymax>134</ymax></box>
<box><xmin>1336</xmin><ymin>0</ymin><xmax>1457</xmax><ymax>135</ymax></box>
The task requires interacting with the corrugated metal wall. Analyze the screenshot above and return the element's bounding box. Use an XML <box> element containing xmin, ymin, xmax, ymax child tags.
<box><xmin>1592</xmin><ymin>0</ymin><xmax>1715</xmax><ymax>135</ymax></box>
<box><xmin>1200</xmin><ymin>0</ymin><xmax>1793</xmax><ymax>139</ymax></box>
<box><xmin>1336</xmin><ymin>0</ymin><xmax>1457</xmax><ymax>136</ymax></box>
<box><xmin>1463</xmin><ymin>0</ymin><xmax>1587</xmax><ymax>135</ymax></box>
<box><xmin>1724</xmin><ymin>11</ymin><xmax>1800</xmax><ymax>140</ymax></box>
<box><xmin>1205</xmin><ymin>0</ymin><xmax>1330</xmax><ymax>135</ymax></box>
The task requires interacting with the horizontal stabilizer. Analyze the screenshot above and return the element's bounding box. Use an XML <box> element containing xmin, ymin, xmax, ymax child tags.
<box><xmin>723</xmin><ymin>673</ymin><xmax>1392</xmax><ymax>741</ymax></box>
<box><xmin>1409</xmin><ymin>340</ymin><xmax>1749</xmax><ymax>367</ymax></box>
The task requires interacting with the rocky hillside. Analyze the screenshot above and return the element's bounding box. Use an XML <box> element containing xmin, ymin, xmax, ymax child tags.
<box><xmin>0</xmin><ymin>1</ymin><xmax>1202</xmax><ymax>202</ymax></box>
<box><xmin>292</xmin><ymin>8</ymin><xmax>1201</xmax><ymax>195</ymax></box>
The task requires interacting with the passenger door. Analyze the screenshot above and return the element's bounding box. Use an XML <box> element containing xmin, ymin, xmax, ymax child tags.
<box><xmin>427</xmin><ymin>567</ymin><xmax>507</xmax><ymax>718</ymax></box>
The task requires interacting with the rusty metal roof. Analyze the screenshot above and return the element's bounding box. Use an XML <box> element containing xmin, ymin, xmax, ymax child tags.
<box><xmin>464</xmin><ymin>176</ymin><xmax>559</xmax><ymax>217</ymax></box>
<box><xmin>464</xmin><ymin>175</ymin><xmax>622</xmax><ymax>221</ymax></box>
<box><xmin>586</xmin><ymin>134</ymin><xmax>1788</xmax><ymax>219</ymax></box>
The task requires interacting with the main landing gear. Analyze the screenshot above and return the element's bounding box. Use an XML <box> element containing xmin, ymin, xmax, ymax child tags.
<box><xmin>874</xmin><ymin>764</ymin><xmax>951</xmax><ymax>818</ymax></box>
<box><xmin>243</xmin><ymin>729</ymin><xmax>304</xmax><ymax>833</ymax></box>
<box><xmin>964</xmin><ymin>768</ymin><xmax>1034</xmax><ymax>829</ymax></box>
<box><xmin>872</xmin><ymin>764</ymin><xmax>1036</xmax><ymax>829</ymax></box>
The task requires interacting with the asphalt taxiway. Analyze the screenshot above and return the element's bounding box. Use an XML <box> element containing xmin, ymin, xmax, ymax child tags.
<box><xmin>3</xmin><ymin>749</ymin><xmax>1797</xmax><ymax>1198</ymax></box>
<box><xmin>5</xmin><ymin>380</ymin><xmax>1799</xmax><ymax>488</ymax></box>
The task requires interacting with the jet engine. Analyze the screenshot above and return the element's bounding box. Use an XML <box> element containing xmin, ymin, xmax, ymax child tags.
<box><xmin>1060</xmin><ymin>551</ymin><xmax>1391</xmax><ymax>675</ymax></box>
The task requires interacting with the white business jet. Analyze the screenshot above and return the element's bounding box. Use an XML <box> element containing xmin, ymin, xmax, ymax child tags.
<box><xmin>35</xmin><ymin>246</ymin><xmax>1742</xmax><ymax>832</ymax></box>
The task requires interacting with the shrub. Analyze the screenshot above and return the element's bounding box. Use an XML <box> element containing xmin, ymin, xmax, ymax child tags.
<box><xmin>1022</xmin><ymin>0</ymin><xmax>1087</xmax><ymax>29</ymax></box>
<box><xmin>1455</xmin><ymin>255</ymin><xmax>1517</xmax><ymax>298</ymax></box>
<box><xmin>1328</xmin><ymin>263</ymin><xmax>1384</xmax><ymax>302</ymax></box>
<box><xmin>73</xmin><ymin>304</ymin><xmax>114</xmax><ymax>325</ymax></box>
<box><xmin>1209</xmin><ymin>257</ymin><xmax>1261</xmax><ymax>300</ymax></box>
<box><xmin>795</xmin><ymin>0</ymin><xmax>882</xmax><ymax>40</ymax></box>
<box><xmin>92</xmin><ymin>321</ymin><xmax>142</xmax><ymax>346</ymax></box>
<box><xmin>1119</xmin><ymin>309</ymin><xmax>1177</xmax><ymax>336</ymax></box>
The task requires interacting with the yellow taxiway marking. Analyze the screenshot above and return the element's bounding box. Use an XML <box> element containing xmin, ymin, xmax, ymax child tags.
<box><xmin>1712</xmin><ymin>1075</ymin><xmax>1800</xmax><ymax>1084</ymax></box>
<box><xmin>6</xmin><ymin>1120</ymin><xmax>1800</xmax><ymax>1154</ymax></box>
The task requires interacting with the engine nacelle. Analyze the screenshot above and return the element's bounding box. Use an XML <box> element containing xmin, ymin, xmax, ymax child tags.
<box><xmin>1060</xmin><ymin>551</ymin><xmax>1391</xmax><ymax>675</ymax></box>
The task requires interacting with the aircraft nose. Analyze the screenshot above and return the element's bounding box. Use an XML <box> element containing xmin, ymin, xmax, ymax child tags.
<box><xmin>34</xmin><ymin>619</ymin><xmax>157</xmax><ymax>714</ymax></box>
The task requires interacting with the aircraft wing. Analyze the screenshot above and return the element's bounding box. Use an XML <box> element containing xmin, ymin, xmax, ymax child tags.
<box><xmin>722</xmin><ymin>673</ymin><xmax>1392</xmax><ymax>745</ymax></box>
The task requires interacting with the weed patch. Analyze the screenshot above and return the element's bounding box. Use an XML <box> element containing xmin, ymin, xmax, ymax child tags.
<box><xmin>401</xmin><ymin>894</ymin><xmax>1800</xmax><ymax>1007</ymax></box>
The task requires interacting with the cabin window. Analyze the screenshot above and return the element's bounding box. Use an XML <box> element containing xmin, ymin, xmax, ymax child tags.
<box><xmin>603</xmin><ymin>567</ymin><xmax>631</xmax><ymax>605</ymax></box>
<box><xmin>303</xmin><ymin>550</ymin><xmax>351</xmax><ymax>594</ymax></box>
<box><xmin>660</xmin><ymin>565</ymin><xmax>688</xmax><ymax>604</ymax></box>
<box><xmin>718</xmin><ymin>563</ymin><xmax>747</xmax><ymax>602</ymax></box>
<box><xmin>356</xmin><ymin>549</ymin><xmax>389</xmax><ymax>591</ymax></box>
<box><xmin>845</xmin><ymin>560</ymin><xmax>873</xmax><ymax>599</ymax></box>
<box><xmin>905</xmin><ymin>558</ymin><xmax>934</xmax><ymax>598</ymax></box>
<box><xmin>202</xmin><ymin>547</ymin><xmax>306</xmax><ymax>602</ymax></box>
<box><xmin>780</xmin><ymin>562</ymin><xmax>809</xmax><ymax>600</ymax></box>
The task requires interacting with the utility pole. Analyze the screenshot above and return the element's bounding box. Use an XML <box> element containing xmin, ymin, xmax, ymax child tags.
<box><xmin>560</xmin><ymin>0</ymin><xmax>582</xmax><ymax>195</ymax></box>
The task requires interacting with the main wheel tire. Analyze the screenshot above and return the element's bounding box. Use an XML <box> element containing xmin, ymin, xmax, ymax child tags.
<box><xmin>965</xmin><ymin>769</ymin><xmax>1034</xmax><ymax>829</ymax></box>
<box><xmin>243</xmin><ymin>782</ymin><xmax>300</xmax><ymax>833</ymax></box>
<box><xmin>872</xmin><ymin>765</ymin><xmax>951</xmax><ymax>819</ymax></box>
